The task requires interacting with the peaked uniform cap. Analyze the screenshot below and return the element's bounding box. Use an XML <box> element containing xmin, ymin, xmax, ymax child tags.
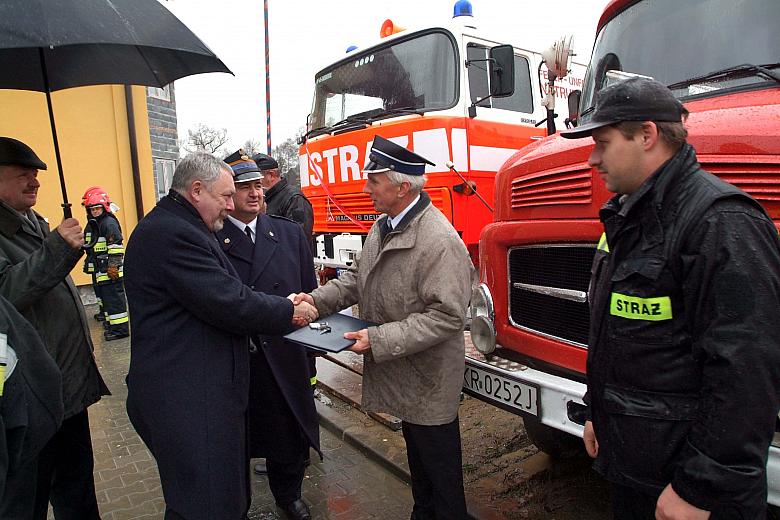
<box><xmin>0</xmin><ymin>137</ymin><xmax>47</xmax><ymax>170</ymax></box>
<box><xmin>561</xmin><ymin>77</ymin><xmax>686</xmax><ymax>139</ymax></box>
<box><xmin>252</xmin><ymin>152</ymin><xmax>279</xmax><ymax>171</ymax></box>
<box><xmin>363</xmin><ymin>135</ymin><xmax>435</xmax><ymax>175</ymax></box>
<box><xmin>224</xmin><ymin>149</ymin><xmax>263</xmax><ymax>183</ymax></box>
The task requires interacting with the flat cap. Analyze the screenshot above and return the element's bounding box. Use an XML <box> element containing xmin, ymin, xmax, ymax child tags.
<box><xmin>252</xmin><ymin>152</ymin><xmax>279</xmax><ymax>171</ymax></box>
<box><xmin>0</xmin><ymin>137</ymin><xmax>47</xmax><ymax>170</ymax></box>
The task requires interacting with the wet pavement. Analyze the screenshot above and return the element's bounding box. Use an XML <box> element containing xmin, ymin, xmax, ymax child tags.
<box><xmin>77</xmin><ymin>306</ymin><xmax>413</xmax><ymax>520</ymax></box>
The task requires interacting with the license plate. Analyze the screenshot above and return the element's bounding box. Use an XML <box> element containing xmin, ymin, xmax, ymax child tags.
<box><xmin>463</xmin><ymin>364</ymin><xmax>539</xmax><ymax>416</ymax></box>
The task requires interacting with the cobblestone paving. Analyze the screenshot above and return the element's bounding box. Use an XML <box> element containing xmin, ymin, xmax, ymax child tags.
<box><xmin>62</xmin><ymin>309</ymin><xmax>412</xmax><ymax>520</ymax></box>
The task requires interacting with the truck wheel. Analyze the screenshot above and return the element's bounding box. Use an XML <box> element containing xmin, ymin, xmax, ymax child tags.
<box><xmin>522</xmin><ymin>415</ymin><xmax>582</xmax><ymax>460</ymax></box>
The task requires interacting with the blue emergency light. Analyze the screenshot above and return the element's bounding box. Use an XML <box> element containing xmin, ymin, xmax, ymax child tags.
<box><xmin>453</xmin><ymin>0</ymin><xmax>473</xmax><ymax>18</ymax></box>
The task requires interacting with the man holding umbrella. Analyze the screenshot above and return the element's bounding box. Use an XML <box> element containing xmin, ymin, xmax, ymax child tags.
<box><xmin>0</xmin><ymin>137</ymin><xmax>108</xmax><ymax>519</ymax></box>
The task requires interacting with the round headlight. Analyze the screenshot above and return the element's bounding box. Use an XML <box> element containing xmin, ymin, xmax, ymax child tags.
<box><xmin>470</xmin><ymin>315</ymin><xmax>496</xmax><ymax>354</ymax></box>
<box><xmin>471</xmin><ymin>283</ymin><xmax>494</xmax><ymax>320</ymax></box>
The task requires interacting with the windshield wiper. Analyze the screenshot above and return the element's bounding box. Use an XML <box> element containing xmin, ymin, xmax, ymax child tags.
<box><xmin>301</xmin><ymin>125</ymin><xmax>329</xmax><ymax>141</ymax></box>
<box><xmin>367</xmin><ymin>106</ymin><xmax>425</xmax><ymax>122</ymax></box>
<box><xmin>304</xmin><ymin>107</ymin><xmax>425</xmax><ymax>141</ymax></box>
<box><xmin>667</xmin><ymin>63</ymin><xmax>780</xmax><ymax>90</ymax></box>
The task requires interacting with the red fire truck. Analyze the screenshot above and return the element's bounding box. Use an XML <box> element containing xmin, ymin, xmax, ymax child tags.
<box><xmin>299</xmin><ymin>1</ymin><xmax>584</xmax><ymax>272</ymax></box>
<box><xmin>466</xmin><ymin>0</ymin><xmax>780</xmax><ymax>507</ymax></box>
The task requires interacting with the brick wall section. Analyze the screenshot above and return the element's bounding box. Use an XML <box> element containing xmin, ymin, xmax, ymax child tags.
<box><xmin>146</xmin><ymin>85</ymin><xmax>179</xmax><ymax>198</ymax></box>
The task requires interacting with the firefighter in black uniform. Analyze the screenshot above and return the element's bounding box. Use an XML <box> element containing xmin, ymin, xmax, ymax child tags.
<box><xmin>81</xmin><ymin>187</ymin><xmax>129</xmax><ymax>341</ymax></box>
<box><xmin>253</xmin><ymin>153</ymin><xmax>314</xmax><ymax>245</ymax></box>
<box><xmin>562</xmin><ymin>77</ymin><xmax>780</xmax><ymax>519</ymax></box>
<box><xmin>218</xmin><ymin>151</ymin><xmax>320</xmax><ymax>520</ymax></box>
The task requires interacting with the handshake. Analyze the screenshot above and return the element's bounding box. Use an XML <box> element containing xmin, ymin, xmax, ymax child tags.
<box><xmin>287</xmin><ymin>293</ymin><xmax>318</xmax><ymax>327</ymax></box>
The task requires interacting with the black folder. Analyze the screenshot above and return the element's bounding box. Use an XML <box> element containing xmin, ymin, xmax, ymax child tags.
<box><xmin>284</xmin><ymin>312</ymin><xmax>378</xmax><ymax>353</ymax></box>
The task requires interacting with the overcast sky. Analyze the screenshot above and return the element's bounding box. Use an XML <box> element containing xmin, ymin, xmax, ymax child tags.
<box><xmin>163</xmin><ymin>0</ymin><xmax>611</xmax><ymax>155</ymax></box>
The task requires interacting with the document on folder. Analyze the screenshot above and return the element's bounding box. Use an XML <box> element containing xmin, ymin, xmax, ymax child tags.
<box><xmin>283</xmin><ymin>312</ymin><xmax>378</xmax><ymax>353</ymax></box>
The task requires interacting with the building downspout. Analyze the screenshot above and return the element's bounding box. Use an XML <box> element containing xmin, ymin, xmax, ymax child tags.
<box><xmin>124</xmin><ymin>85</ymin><xmax>145</xmax><ymax>221</ymax></box>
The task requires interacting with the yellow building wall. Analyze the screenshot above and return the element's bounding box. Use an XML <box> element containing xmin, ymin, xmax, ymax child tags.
<box><xmin>0</xmin><ymin>85</ymin><xmax>157</xmax><ymax>286</ymax></box>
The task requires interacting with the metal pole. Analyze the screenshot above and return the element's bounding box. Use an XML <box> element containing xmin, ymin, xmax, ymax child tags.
<box><xmin>124</xmin><ymin>85</ymin><xmax>145</xmax><ymax>221</ymax></box>
<box><xmin>39</xmin><ymin>48</ymin><xmax>72</xmax><ymax>218</ymax></box>
<box><xmin>264</xmin><ymin>0</ymin><xmax>272</xmax><ymax>154</ymax></box>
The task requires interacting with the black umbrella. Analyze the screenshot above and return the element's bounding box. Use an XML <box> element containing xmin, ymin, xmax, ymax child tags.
<box><xmin>0</xmin><ymin>0</ymin><xmax>232</xmax><ymax>217</ymax></box>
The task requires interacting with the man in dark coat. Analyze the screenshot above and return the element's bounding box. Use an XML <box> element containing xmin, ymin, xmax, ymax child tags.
<box><xmin>562</xmin><ymin>78</ymin><xmax>780</xmax><ymax>519</ymax></box>
<box><xmin>218</xmin><ymin>150</ymin><xmax>320</xmax><ymax>520</ymax></box>
<box><xmin>0</xmin><ymin>295</ymin><xmax>62</xmax><ymax>517</ymax></box>
<box><xmin>0</xmin><ymin>136</ymin><xmax>109</xmax><ymax>519</ymax></box>
<box><xmin>124</xmin><ymin>152</ymin><xmax>318</xmax><ymax>520</ymax></box>
<box><xmin>253</xmin><ymin>152</ymin><xmax>314</xmax><ymax>243</ymax></box>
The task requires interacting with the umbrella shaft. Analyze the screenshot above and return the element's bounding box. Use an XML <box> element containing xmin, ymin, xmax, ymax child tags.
<box><xmin>39</xmin><ymin>49</ymin><xmax>71</xmax><ymax>216</ymax></box>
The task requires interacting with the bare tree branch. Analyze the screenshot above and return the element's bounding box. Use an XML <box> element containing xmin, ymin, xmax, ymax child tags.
<box><xmin>185</xmin><ymin>123</ymin><xmax>229</xmax><ymax>155</ymax></box>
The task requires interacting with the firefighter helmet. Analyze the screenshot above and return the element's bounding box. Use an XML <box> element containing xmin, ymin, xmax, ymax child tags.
<box><xmin>81</xmin><ymin>186</ymin><xmax>113</xmax><ymax>213</ymax></box>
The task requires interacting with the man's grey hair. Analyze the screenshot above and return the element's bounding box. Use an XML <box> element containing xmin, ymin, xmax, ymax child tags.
<box><xmin>171</xmin><ymin>152</ymin><xmax>231</xmax><ymax>194</ymax></box>
<box><xmin>386</xmin><ymin>171</ymin><xmax>426</xmax><ymax>194</ymax></box>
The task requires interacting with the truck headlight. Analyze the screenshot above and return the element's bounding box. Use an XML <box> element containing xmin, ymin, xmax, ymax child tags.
<box><xmin>471</xmin><ymin>315</ymin><xmax>496</xmax><ymax>354</ymax></box>
<box><xmin>470</xmin><ymin>284</ymin><xmax>496</xmax><ymax>354</ymax></box>
<box><xmin>471</xmin><ymin>283</ymin><xmax>494</xmax><ymax>320</ymax></box>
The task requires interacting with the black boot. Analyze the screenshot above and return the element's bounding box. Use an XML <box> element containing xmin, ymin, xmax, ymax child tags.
<box><xmin>276</xmin><ymin>499</ymin><xmax>311</xmax><ymax>520</ymax></box>
<box><xmin>104</xmin><ymin>329</ymin><xmax>129</xmax><ymax>341</ymax></box>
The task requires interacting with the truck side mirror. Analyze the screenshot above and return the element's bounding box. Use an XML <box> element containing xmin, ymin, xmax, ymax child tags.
<box><xmin>488</xmin><ymin>44</ymin><xmax>515</xmax><ymax>98</ymax></box>
<box><xmin>567</xmin><ymin>91</ymin><xmax>581</xmax><ymax>127</ymax></box>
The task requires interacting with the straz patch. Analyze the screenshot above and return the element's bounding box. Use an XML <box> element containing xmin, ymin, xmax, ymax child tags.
<box><xmin>610</xmin><ymin>293</ymin><xmax>672</xmax><ymax>321</ymax></box>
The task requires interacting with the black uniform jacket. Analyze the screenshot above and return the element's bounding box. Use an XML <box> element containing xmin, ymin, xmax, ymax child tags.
<box><xmin>84</xmin><ymin>212</ymin><xmax>124</xmax><ymax>272</ymax></box>
<box><xmin>124</xmin><ymin>192</ymin><xmax>295</xmax><ymax>520</ymax></box>
<box><xmin>587</xmin><ymin>145</ymin><xmax>780</xmax><ymax>516</ymax></box>
<box><xmin>217</xmin><ymin>215</ymin><xmax>320</xmax><ymax>460</ymax></box>
<box><xmin>265</xmin><ymin>178</ymin><xmax>314</xmax><ymax>240</ymax></box>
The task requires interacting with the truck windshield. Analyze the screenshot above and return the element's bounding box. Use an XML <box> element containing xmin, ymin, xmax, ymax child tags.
<box><xmin>309</xmin><ymin>31</ymin><xmax>457</xmax><ymax>131</ymax></box>
<box><xmin>580</xmin><ymin>0</ymin><xmax>779</xmax><ymax>114</ymax></box>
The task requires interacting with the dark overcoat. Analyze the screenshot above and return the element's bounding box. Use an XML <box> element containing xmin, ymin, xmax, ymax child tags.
<box><xmin>0</xmin><ymin>201</ymin><xmax>108</xmax><ymax>418</ymax></box>
<box><xmin>216</xmin><ymin>215</ymin><xmax>320</xmax><ymax>460</ymax></box>
<box><xmin>124</xmin><ymin>192</ymin><xmax>295</xmax><ymax>520</ymax></box>
<box><xmin>0</xmin><ymin>295</ymin><xmax>62</xmax><ymax>514</ymax></box>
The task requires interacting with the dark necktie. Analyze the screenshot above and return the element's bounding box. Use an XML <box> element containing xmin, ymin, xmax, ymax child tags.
<box><xmin>244</xmin><ymin>225</ymin><xmax>253</xmax><ymax>243</ymax></box>
<box><xmin>380</xmin><ymin>218</ymin><xmax>392</xmax><ymax>241</ymax></box>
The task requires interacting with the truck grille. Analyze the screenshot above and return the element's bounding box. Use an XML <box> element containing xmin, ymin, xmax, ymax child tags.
<box><xmin>508</xmin><ymin>245</ymin><xmax>596</xmax><ymax>346</ymax></box>
<box><xmin>704</xmin><ymin>159</ymin><xmax>780</xmax><ymax>203</ymax></box>
<box><xmin>510</xmin><ymin>165</ymin><xmax>592</xmax><ymax>208</ymax></box>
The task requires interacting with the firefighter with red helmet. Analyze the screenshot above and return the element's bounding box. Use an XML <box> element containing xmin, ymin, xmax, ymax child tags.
<box><xmin>81</xmin><ymin>187</ymin><xmax>129</xmax><ymax>341</ymax></box>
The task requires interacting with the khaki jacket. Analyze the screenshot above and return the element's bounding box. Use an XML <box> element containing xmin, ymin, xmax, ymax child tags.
<box><xmin>311</xmin><ymin>194</ymin><xmax>473</xmax><ymax>425</ymax></box>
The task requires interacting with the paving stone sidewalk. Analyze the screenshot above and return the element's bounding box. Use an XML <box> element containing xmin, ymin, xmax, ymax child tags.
<box><xmin>66</xmin><ymin>307</ymin><xmax>412</xmax><ymax>520</ymax></box>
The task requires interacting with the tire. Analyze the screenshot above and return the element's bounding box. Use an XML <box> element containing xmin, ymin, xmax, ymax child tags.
<box><xmin>768</xmin><ymin>504</ymin><xmax>780</xmax><ymax>520</ymax></box>
<box><xmin>522</xmin><ymin>415</ymin><xmax>582</xmax><ymax>460</ymax></box>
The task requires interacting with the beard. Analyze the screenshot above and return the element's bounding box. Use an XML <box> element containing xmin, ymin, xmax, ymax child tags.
<box><xmin>212</xmin><ymin>212</ymin><xmax>227</xmax><ymax>232</ymax></box>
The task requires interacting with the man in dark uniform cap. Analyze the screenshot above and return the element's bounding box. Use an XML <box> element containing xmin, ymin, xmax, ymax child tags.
<box><xmin>0</xmin><ymin>137</ymin><xmax>109</xmax><ymax>519</ymax></box>
<box><xmin>253</xmin><ymin>152</ymin><xmax>314</xmax><ymax>247</ymax></box>
<box><xmin>295</xmin><ymin>135</ymin><xmax>474</xmax><ymax>519</ymax></box>
<box><xmin>218</xmin><ymin>150</ymin><xmax>320</xmax><ymax>520</ymax></box>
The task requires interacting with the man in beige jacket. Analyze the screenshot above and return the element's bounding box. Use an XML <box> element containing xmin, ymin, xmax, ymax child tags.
<box><xmin>295</xmin><ymin>136</ymin><xmax>473</xmax><ymax>520</ymax></box>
